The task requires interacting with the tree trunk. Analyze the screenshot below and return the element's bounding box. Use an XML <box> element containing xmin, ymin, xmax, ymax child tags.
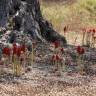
<box><xmin>0</xmin><ymin>0</ymin><xmax>66</xmax><ymax>44</ymax></box>
<box><xmin>0</xmin><ymin>0</ymin><xmax>9</xmax><ymax>27</ymax></box>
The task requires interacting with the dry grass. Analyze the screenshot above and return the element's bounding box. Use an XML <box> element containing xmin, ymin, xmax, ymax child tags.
<box><xmin>41</xmin><ymin>0</ymin><xmax>96</xmax><ymax>45</ymax></box>
<box><xmin>0</xmin><ymin>72</ymin><xmax>96</xmax><ymax>96</ymax></box>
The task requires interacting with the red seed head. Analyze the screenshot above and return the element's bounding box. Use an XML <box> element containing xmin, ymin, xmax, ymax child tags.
<box><xmin>21</xmin><ymin>44</ymin><xmax>26</xmax><ymax>52</ymax></box>
<box><xmin>56</xmin><ymin>55</ymin><xmax>60</xmax><ymax>61</ymax></box>
<box><xmin>16</xmin><ymin>46</ymin><xmax>22</xmax><ymax>57</ymax></box>
<box><xmin>64</xmin><ymin>26</ymin><xmax>68</xmax><ymax>32</ymax></box>
<box><xmin>77</xmin><ymin>46</ymin><xmax>81</xmax><ymax>51</ymax></box>
<box><xmin>3</xmin><ymin>47</ymin><xmax>7</xmax><ymax>55</ymax></box>
<box><xmin>81</xmin><ymin>48</ymin><xmax>85</xmax><ymax>54</ymax></box>
<box><xmin>90</xmin><ymin>29</ymin><xmax>93</xmax><ymax>32</ymax></box>
<box><xmin>87</xmin><ymin>29</ymin><xmax>91</xmax><ymax>33</ymax></box>
<box><xmin>53</xmin><ymin>40</ymin><xmax>60</xmax><ymax>49</ymax></box>
<box><xmin>93</xmin><ymin>29</ymin><xmax>96</xmax><ymax>33</ymax></box>
<box><xmin>61</xmin><ymin>48</ymin><xmax>64</xmax><ymax>53</ymax></box>
<box><xmin>13</xmin><ymin>45</ymin><xmax>17</xmax><ymax>55</ymax></box>
<box><xmin>76</xmin><ymin>46</ymin><xmax>85</xmax><ymax>55</ymax></box>
<box><xmin>3</xmin><ymin>47</ymin><xmax>11</xmax><ymax>56</ymax></box>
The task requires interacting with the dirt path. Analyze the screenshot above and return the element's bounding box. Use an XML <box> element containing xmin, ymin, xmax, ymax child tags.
<box><xmin>0</xmin><ymin>66</ymin><xmax>96</xmax><ymax>96</ymax></box>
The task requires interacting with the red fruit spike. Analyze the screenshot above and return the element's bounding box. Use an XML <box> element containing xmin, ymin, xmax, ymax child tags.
<box><xmin>13</xmin><ymin>46</ymin><xmax>17</xmax><ymax>55</ymax></box>
<box><xmin>89</xmin><ymin>29</ymin><xmax>92</xmax><ymax>32</ymax></box>
<box><xmin>81</xmin><ymin>48</ymin><xmax>85</xmax><ymax>54</ymax></box>
<box><xmin>61</xmin><ymin>48</ymin><xmax>64</xmax><ymax>53</ymax></box>
<box><xmin>64</xmin><ymin>26</ymin><xmax>67</xmax><ymax>32</ymax></box>
<box><xmin>3</xmin><ymin>47</ymin><xmax>7</xmax><ymax>55</ymax></box>
<box><xmin>16</xmin><ymin>46</ymin><xmax>21</xmax><ymax>57</ymax></box>
<box><xmin>87</xmin><ymin>29</ymin><xmax>91</xmax><ymax>33</ymax></box>
<box><xmin>93</xmin><ymin>29</ymin><xmax>95</xmax><ymax>33</ymax></box>
<box><xmin>76</xmin><ymin>46</ymin><xmax>81</xmax><ymax>54</ymax></box>
<box><xmin>76</xmin><ymin>46</ymin><xmax>81</xmax><ymax>50</ymax></box>
<box><xmin>21</xmin><ymin>44</ymin><xmax>26</xmax><ymax>52</ymax></box>
<box><xmin>6</xmin><ymin>48</ymin><xmax>11</xmax><ymax>56</ymax></box>
<box><xmin>53</xmin><ymin>40</ymin><xmax>60</xmax><ymax>49</ymax></box>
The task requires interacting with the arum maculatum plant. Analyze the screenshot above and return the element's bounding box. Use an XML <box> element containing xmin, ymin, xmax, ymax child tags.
<box><xmin>51</xmin><ymin>40</ymin><xmax>60</xmax><ymax>68</ymax></box>
<box><xmin>2</xmin><ymin>46</ymin><xmax>11</xmax><ymax>66</ymax></box>
<box><xmin>32</xmin><ymin>41</ymin><xmax>36</xmax><ymax>64</ymax></box>
<box><xmin>60</xmin><ymin>48</ymin><xmax>64</xmax><ymax>55</ymax></box>
<box><xmin>87</xmin><ymin>28</ymin><xmax>95</xmax><ymax>47</ymax></box>
<box><xmin>82</xmin><ymin>27</ymin><xmax>96</xmax><ymax>47</ymax></box>
<box><xmin>12</xmin><ymin>43</ymin><xmax>21</xmax><ymax>76</ymax></box>
<box><xmin>87</xmin><ymin>28</ymin><xmax>96</xmax><ymax>48</ymax></box>
<box><xmin>76</xmin><ymin>46</ymin><xmax>85</xmax><ymax>60</ymax></box>
<box><xmin>91</xmin><ymin>28</ymin><xmax>96</xmax><ymax>48</ymax></box>
<box><xmin>76</xmin><ymin>46</ymin><xmax>85</xmax><ymax>74</ymax></box>
<box><xmin>63</xmin><ymin>25</ymin><xmax>68</xmax><ymax>36</ymax></box>
<box><xmin>12</xmin><ymin>42</ymin><xmax>26</xmax><ymax>76</ymax></box>
<box><xmin>86</xmin><ymin>28</ymin><xmax>92</xmax><ymax>47</ymax></box>
<box><xmin>56</xmin><ymin>54</ymin><xmax>62</xmax><ymax>72</ymax></box>
<box><xmin>51</xmin><ymin>54</ymin><xmax>63</xmax><ymax>74</ymax></box>
<box><xmin>60</xmin><ymin>48</ymin><xmax>66</xmax><ymax>72</ymax></box>
<box><xmin>53</xmin><ymin>40</ymin><xmax>60</xmax><ymax>53</ymax></box>
<box><xmin>51</xmin><ymin>53</ymin><xmax>62</xmax><ymax>64</ymax></box>
<box><xmin>51</xmin><ymin>54</ymin><xmax>56</xmax><ymax>65</ymax></box>
<box><xmin>53</xmin><ymin>40</ymin><xmax>61</xmax><ymax>54</ymax></box>
<box><xmin>0</xmin><ymin>40</ymin><xmax>36</xmax><ymax>76</ymax></box>
<box><xmin>52</xmin><ymin>40</ymin><xmax>65</xmax><ymax>73</ymax></box>
<box><xmin>82</xmin><ymin>28</ymin><xmax>86</xmax><ymax>46</ymax></box>
<box><xmin>0</xmin><ymin>44</ymin><xmax>13</xmax><ymax>75</ymax></box>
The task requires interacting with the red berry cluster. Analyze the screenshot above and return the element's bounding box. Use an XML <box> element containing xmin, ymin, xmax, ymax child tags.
<box><xmin>76</xmin><ymin>46</ymin><xmax>85</xmax><ymax>55</ymax></box>
<box><xmin>3</xmin><ymin>43</ymin><xmax>26</xmax><ymax>57</ymax></box>
<box><xmin>53</xmin><ymin>40</ymin><xmax>60</xmax><ymax>49</ymax></box>
<box><xmin>51</xmin><ymin>40</ymin><xmax>64</xmax><ymax>62</ymax></box>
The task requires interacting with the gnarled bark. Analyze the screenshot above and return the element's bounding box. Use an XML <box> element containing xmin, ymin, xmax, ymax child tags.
<box><xmin>0</xmin><ymin>0</ymin><xmax>67</xmax><ymax>44</ymax></box>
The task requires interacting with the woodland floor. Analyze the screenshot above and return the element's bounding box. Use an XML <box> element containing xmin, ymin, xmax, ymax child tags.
<box><xmin>0</xmin><ymin>43</ymin><xmax>96</xmax><ymax>96</ymax></box>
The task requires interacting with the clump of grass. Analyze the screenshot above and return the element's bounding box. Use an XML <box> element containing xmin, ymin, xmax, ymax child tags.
<box><xmin>41</xmin><ymin>2</ymin><xmax>69</xmax><ymax>31</ymax></box>
<box><xmin>41</xmin><ymin>0</ymin><xmax>96</xmax><ymax>33</ymax></box>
